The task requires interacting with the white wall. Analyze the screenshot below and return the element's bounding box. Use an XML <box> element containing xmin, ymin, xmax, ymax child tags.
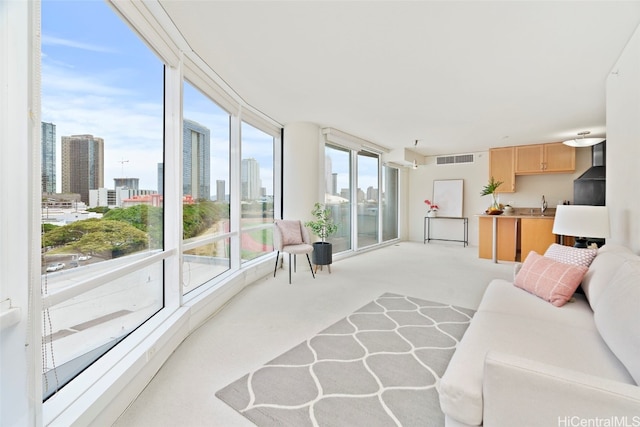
<box><xmin>282</xmin><ymin>122</ymin><xmax>323</xmax><ymax>222</ymax></box>
<box><xmin>408</xmin><ymin>152</ymin><xmax>488</xmax><ymax>246</ymax></box>
<box><xmin>407</xmin><ymin>148</ymin><xmax>592</xmax><ymax>247</ymax></box>
<box><xmin>607</xmin><ymin>25</ymin><xmax>640</xmax><ymax>253</ymax></box>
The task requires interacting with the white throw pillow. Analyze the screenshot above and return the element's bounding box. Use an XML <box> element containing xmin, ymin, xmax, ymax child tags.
<box><xmin>544</xmin><ymin>243</ymin><xmax>597</xmax><ymax>268</ymax></box>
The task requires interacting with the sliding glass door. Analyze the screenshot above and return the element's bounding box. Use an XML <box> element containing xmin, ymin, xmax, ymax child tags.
<box><xmin>357</xmin><ymin>150</ymin><xmax>379</xmax><ymax>248</ymax></box>
<box><xmin>382</xmin><ymin>165</ymin><xmax>399</xmax><ymax>241</ymax></box>
<box><xmin>324</xmin><ymin>145</ymin><xmax>352</xmax><ymax>253</ymax></box>
<box><xmin>324</xmin><ymin>144</ymin><xmax>398</xmax><ymax>254</ymax></box>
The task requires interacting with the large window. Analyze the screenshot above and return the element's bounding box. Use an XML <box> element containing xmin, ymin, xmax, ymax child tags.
<box><xmin>240</xmin><ymin>121</ymin><xmax>275</xmax><ymax>262</ymax></box>
<box><xmin>182</xmin><ymin>82</ymin><xmax>231</xmax><ymax>293</ymax></box>
<box><xmin>41</xmin><ymin>0</ymin><xmax>164</xmax><ymax>399</ymax></box>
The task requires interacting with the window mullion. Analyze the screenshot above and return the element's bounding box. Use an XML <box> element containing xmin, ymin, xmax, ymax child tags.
<box><xmin>165</xmin><ymin>63</ymin><xmax>184</xmax><ymax>308</ymax></box>
<box><xmin>351</xmin><ymin>150</ymin><xmax>358</xmax><ymax>251</ymax></box>
<box><xmin>229</xmin><ymin>113</ymin><xmax>242</xmax><ymax>270</ymax></box>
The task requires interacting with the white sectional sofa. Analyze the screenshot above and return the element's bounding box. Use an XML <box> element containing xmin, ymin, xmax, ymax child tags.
<box><xmin>438</xmin><ymin>244</ymin><xmax>640</xmax><ymax>427</ymax></box>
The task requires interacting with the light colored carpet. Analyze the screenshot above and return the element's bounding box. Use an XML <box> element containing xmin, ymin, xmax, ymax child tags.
<box><xmin>113</xmin><ymin>242</ymin><xmax>514</xmax><ymax>427</ymax></box>
<box><xmin>216</xmin><ymin>293</ymin><xmax>475</xmax><ymax>427</ymax></box>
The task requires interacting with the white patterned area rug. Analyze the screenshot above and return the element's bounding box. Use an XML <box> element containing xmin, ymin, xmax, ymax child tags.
<box><xmin>216</xmin><ymin>293</ymin><xmax>475</xmax><ymax>427</ymax></box>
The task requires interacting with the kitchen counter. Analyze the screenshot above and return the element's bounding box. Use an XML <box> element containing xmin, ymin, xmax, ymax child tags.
<box><xmin>478</xmin><ymin>206</ymin><xmax>557</xmax><ymax>218</ymax></box>
<box><xmin>478</xmin><ymin>213</ymin><xmax>554</xmax><ymax>219</ymax></box>
<box><xmin>478</xmin><ymin>212</ymin><xmax>558</xmax><ymax>263</ymax></box>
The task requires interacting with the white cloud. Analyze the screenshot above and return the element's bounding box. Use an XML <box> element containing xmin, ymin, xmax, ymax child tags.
<box><xmin>42</xmin><ymin>60</ymin><xmax>163</xmax><ymax>191</ymax></box>
<box><xmin>42</xmin><ymin>35</ymin><xmax>117</xmax><ymax>54</ymax></box>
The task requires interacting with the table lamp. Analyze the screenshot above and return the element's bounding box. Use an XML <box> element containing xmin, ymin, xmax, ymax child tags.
<box><xmin>552</xmin><ymin>205</ymin><xmax>610</xmax><ymax>248</ymax></box>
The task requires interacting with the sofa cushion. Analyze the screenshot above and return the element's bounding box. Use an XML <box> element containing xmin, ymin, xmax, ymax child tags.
<box><xmin>594</xmin><ymin>260</ymin><xmax>640</xmax><ymax>385</ymax></box>
<box><xmin>479</xmin><ymin>279</ymin><xmax>596</xmax><ymax>330</ymax></box>
<box><xmin>544</xmin><ymin>243</ymin><xmax>597</xmax><ymax>267</ymax></box>
<box><xmin>581</xmin><ymin>244</ymin><xmax>636</xmax><ymax>310</ymax></box>
<box><xmin>438</xmin><ymin>309</ymin><xmax>635</xmax><ymax>426</ymax></box>
<box><xmin>514</xmin><ymin>251</ymin><xmax>588</xmax><ymax>307</ymax></box>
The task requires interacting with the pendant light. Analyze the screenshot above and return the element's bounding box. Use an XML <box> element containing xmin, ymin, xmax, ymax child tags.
<box><xmin>563</xmin><ymin>131</ymin><xmax>605</xmax><ymax>147</ymax></box>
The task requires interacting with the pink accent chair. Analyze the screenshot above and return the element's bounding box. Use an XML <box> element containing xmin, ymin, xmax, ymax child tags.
<box><xmin>273</xmin><ymin>220</ymin><xmax>315</xmax><ymax>284</ymax></box>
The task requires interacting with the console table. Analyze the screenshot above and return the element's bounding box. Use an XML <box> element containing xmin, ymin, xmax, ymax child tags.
<box><xmin>424</xmin><ymin>216</ymin><xmax>469</xmax><ymax>246</ymax></box>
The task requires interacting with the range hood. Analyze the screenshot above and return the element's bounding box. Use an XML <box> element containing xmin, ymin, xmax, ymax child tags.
<box><xmin>573</xmin><ymin>141</ymin><xmax>605</xmax><ymax>206</ymax></box>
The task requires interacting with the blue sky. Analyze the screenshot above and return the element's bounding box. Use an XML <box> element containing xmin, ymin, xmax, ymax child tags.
<box><xmin>41</xmin><ymin>0</ymin><xmax>382</xmax><ymax>198</ymax></box>
<box><xmin>41</xmin><ymin>0</ymin><xmax>274</xmax><ymax>195</ymax></box>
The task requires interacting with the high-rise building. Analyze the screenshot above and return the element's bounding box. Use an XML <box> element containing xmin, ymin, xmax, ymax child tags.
<box><xmin>41</xmin><ymin>122</ymin><xmax>56</xmax><ymax>194</ymax></box>
<box><xmin>61</xmin><ymin>134</ymin><xmax>104</xmax><ymax>204</ymax></box>
<box><xmin>157</xmin><ymin>163</ymin><xmax>163</xmax><ymax>195</ymax></box>
<box><xmin>183</xmin><ymin>119</ymin><xmax>211</xmax><ymax>200</ymax></box>
<box><xmin>114</xmin><ymin>177</ymin><xmax>140</xmax><ymax>190</ymax></box>
<box><xmin>216</xmin><ymin>180</ymin><xmax>226</xmax><ymax>202</ymax></box>
<box><xmin>325</xmin><ymin>154</ymin><xmax>333</xmax><ymax>195</ymax></box>
<box><xmin>241</xmin><ymin>158</ymin><xmax>261</xmax><ymax>200</ymax></box>
<box><xmin>366</xmin><ymin>186</ymin><xmax>378</xmax><ymax>201</ymax></box>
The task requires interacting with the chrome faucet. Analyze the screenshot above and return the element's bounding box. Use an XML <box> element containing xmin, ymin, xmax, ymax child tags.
<box><xmin>541</xmin><ymin>195</ymin><xmax>548</xmax><ymax>216</ymax></box>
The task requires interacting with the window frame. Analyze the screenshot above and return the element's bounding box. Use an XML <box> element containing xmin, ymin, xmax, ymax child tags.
<box><xmin>36</xmin><ymin>1</ymin><xmax>284</xmax><ymax>423</ymax></box>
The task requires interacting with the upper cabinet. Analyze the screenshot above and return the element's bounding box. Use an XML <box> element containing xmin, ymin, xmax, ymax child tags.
<box><xmin>489</xmin><ymin>147</ymin><xmax>515</xmax><ymax>193</ymax></box>
<box><xmin>515</xmin><ymin>142</ymin><xmax>575</xmax><ymax>174</ymax></box>
<box><xmin>489</xmin><ymin>142</ymin><xmax>576</xmax><ymax>193</ymax></box>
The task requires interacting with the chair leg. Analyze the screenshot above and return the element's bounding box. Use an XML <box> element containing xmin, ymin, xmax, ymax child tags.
<box><xmin>306</xmin><ymin>254</ymin><xmax>315</xmax><ymax>279</ymax></box>
<box><xmin>294</xmin><ymin>254</ymin><xmax>297</xmax><ymax>272</ymax></box>
<box><xmin>273</xmin><ymin>251</ymin><xmax>280</xmax><ymax>278</ymax></box>
<box><xmin>288</xmin><ymin>253</ymin><xmax>292</xmax><ymax>284</ymax></box>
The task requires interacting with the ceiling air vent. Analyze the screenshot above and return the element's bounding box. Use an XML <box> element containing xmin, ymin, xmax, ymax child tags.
<box><xmin>436</xmin><ymin>153</ymin><xmax>474</xmax><ymax>165</ymax></box>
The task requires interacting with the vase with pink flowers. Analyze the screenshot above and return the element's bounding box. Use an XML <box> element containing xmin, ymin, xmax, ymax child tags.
<box><xmin>424</xmin><ymin>199</ymin><xmax>439</xmax><ymax>217</ymax></box>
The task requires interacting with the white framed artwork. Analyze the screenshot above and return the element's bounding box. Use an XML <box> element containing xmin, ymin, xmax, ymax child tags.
<box><xmin>433</xmin><ymin>179</ymin><xmax>463</xmax><ymax>217</ymax></box>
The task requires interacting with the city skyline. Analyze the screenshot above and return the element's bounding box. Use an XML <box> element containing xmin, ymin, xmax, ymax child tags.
<box><xmin>41</xmin><ymin>0</ymin><xmax>379</xmax><ymax>200</ymax></box>
<box><xmin>41</xmin><ymin>0</ymin><xmax>276</xmax><ymax>197</ymax></box>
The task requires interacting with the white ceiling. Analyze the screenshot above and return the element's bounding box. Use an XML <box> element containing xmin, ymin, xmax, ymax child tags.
<box><xmin>159</xmin><ymin>1</ymin><xmax>640</xmax><ymax>156</ymax></box>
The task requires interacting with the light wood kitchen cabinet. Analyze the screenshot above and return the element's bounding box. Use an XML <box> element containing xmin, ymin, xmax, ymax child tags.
<box><xmin>515</xmin><ymin>142</ymin><xmax>575</xmax><ymax>174</ymax></box>
<box><xmin>520</xmin><ymin>217</ymin><xmax>556</xmax><ymax>261</ymax></box>
<box><xmin>489</xmin><ymin>147</ymin><xmax>515</xmax><ymax>193</ymax></box>
<box><xmin>479</xmin><ymin>216</ymin><xmax>518</xmax><ymax>261</ymax></box>
<box><xmin>479</xmin><ymin>215</ymin><xmax>568</xmax><ymax>263</ymax></box>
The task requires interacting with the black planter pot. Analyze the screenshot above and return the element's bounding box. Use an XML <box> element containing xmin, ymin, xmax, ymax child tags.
<box><xmin>312</xmin><ymin>241</ymin><xmax>332</xmax><ymax>266</ymax></box>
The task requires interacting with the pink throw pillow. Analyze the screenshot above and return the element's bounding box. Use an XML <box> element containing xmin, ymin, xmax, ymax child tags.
<box><xmin>277</xmin><ymin>221</ymin><xmax>303</xmax><ymax>245</ymax></box>
<box><xmin>514</xmin><ymin>251</ymin><xmax>588</xmax><ymax>307</ymax></box>
<box><xmin>544</xmin><ymin>243</ymin><xmax>597</xmax><ymax>268</ymax></box>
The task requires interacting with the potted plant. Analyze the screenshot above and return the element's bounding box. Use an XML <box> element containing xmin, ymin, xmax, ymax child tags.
<box><xmin>480</xmin><ymin>176</ymin><xmax>504</xmax><ymax>214</ymax></box>
<box><xmin>305</xmin><ymin>202</ymin><xmax>338</xmax><ymax>267</ymax></box>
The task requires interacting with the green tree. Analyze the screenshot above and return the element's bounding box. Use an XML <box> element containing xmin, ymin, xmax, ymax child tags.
<box><xmin>42</xmin><ymin>218</ymin><xmax>149</xmax><ymax>258</ymax></box>
<box><xmin>182</xmin><ymin>200</ymin><xmax>226</xmax><ymax>239</ymax></box>
<box><xmin>86</xmin><ymin>206</ymin><xmax>110</xmax><ymax>214</ymax></box>
<box><xmin>103</xmin><ymin>204</ymin><xmax>163</xmax><ymax>248</ymax></box>
<box><xmin>41</xmin><ymin>223</ymin><xmax>58</xmax><ymax>233</ymax></box>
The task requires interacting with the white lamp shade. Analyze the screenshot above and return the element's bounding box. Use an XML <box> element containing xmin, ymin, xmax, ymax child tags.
<box><xmin>552</xmin><ymin>205</ymin><xmax>610</xmax><ymax>238</ymax></box>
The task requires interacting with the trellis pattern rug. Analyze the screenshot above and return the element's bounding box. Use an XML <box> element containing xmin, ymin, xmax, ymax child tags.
<box><xmin>216</xmin><ymin>293</ymin><xmax>475</xmax><ymax>427</ymax></box>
